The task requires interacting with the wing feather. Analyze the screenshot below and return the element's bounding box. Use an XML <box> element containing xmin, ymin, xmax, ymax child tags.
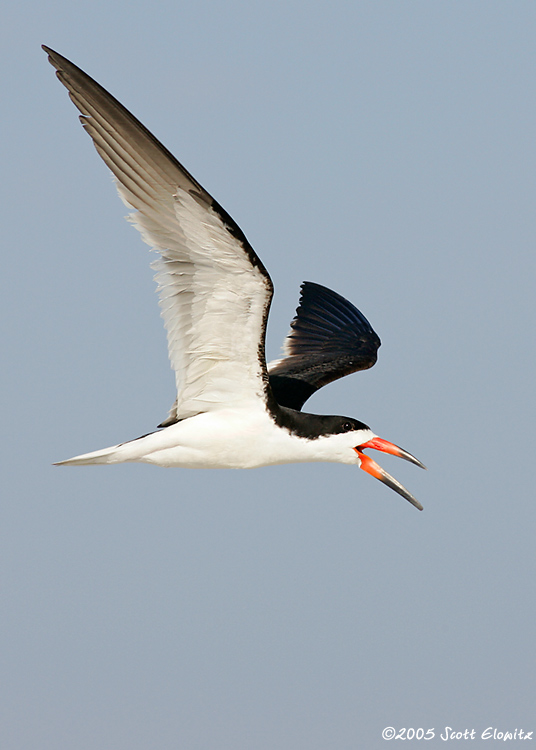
<box><xmin>44</xmin><ymin>46</ymin><xmax>273</xmax><ymax>419</ymax></box>
<box><xmin>268</xmin><ymin>282</ymin><xmax>381</xmax><ymax>410</ymax></box>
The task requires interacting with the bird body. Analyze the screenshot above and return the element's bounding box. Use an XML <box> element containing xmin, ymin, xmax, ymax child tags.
<box><xmin>44</xmin><ymin>46</ymin><xmax>425</xmax><ymax>509</ymax></box>
<box><xmin>56</xmin><ymin>406</ymin><xmax>377</xmax><ymax>469</ymax></box>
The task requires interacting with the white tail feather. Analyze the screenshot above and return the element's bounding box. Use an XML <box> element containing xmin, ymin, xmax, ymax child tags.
<box><xmin>54</xmin><ymin>444</ymin><xmax>122</xmax><ymax>466</ymax></box>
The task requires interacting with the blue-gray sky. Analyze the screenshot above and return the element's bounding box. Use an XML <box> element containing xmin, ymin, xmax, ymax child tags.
<box><xmin>2</xmin><ymin>2</ymin><xmax>535</xmax><ymax>747</ymax></box>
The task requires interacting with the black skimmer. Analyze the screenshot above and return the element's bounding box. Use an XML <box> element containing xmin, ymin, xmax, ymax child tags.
<box><xmin>44</xmin><ymin>46</ymin><xmax>426</xmax><ymax>510</ymax></box>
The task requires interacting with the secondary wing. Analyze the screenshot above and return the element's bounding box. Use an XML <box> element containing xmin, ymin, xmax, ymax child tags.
<box><xmin>268</xmin><ymin>282</ymin><xmax>381</xmax><ymax>410</ymax></box>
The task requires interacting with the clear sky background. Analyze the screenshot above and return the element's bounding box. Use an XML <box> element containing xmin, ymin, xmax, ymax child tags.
<box><xmin>2</xmin><ymin>2</ymin><xmax>535</xmax><ymax>748</ymax></box>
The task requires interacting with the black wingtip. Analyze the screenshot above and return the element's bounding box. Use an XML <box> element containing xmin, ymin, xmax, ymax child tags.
<box><xmin>42</xmin><ymin>44</ymin><xmax>56</xmax><ymax>59</ymax></box>
<box><xmin>284</xmin><ymin>281</ymin><xmax>382</xmax><ymax>363</ymax></box>
<box><xmin>294</xmin><ymin>281</ymin><xmax>381</xmax><ymax>353</ymax></box>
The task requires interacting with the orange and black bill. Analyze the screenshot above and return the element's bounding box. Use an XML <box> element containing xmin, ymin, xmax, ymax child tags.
<box><xmin>355</xmin><ymin>437</ymin><xmax>426</xmax><ymax>511</ymax></box>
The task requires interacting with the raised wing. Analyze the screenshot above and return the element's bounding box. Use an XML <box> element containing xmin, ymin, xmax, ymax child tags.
<box><xmin>268</xmin><ymin>282</ymin><xmax>381</xmax><ymax>410</ymax></box>
<box><xmin>44</xmin><ymin>46</ymin><xmax>273</xmax><ymax>419</ymax></box>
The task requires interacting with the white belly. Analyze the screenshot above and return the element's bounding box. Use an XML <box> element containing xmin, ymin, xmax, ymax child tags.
<box><xmin>104</xmin><ymin>407</ymin><xmax>308</xmax><ymax>468</ymax></box>
<box><xmin>57</xmin><ymin>404</ymin><xmax>367</xmax><ymax>468</ymax></box>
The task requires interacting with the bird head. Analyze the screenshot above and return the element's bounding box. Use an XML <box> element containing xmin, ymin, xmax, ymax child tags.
<box><xmin>317</xmin><ymin>417</ymin><xmax>426</xmax><ymax>510</ymax></box>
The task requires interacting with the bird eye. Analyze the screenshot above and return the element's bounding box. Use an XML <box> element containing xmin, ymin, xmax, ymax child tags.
<box><xmin>342</xmin><ymin>421</ymin><xmax>353</xmax><ymax>432</ymax></box>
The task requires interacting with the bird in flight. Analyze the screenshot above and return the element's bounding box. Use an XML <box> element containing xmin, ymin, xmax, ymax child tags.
<box><xmin>44</xmin><ymin>46</ymin><xmax>425</xmax><ymax>510</ymax></box>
